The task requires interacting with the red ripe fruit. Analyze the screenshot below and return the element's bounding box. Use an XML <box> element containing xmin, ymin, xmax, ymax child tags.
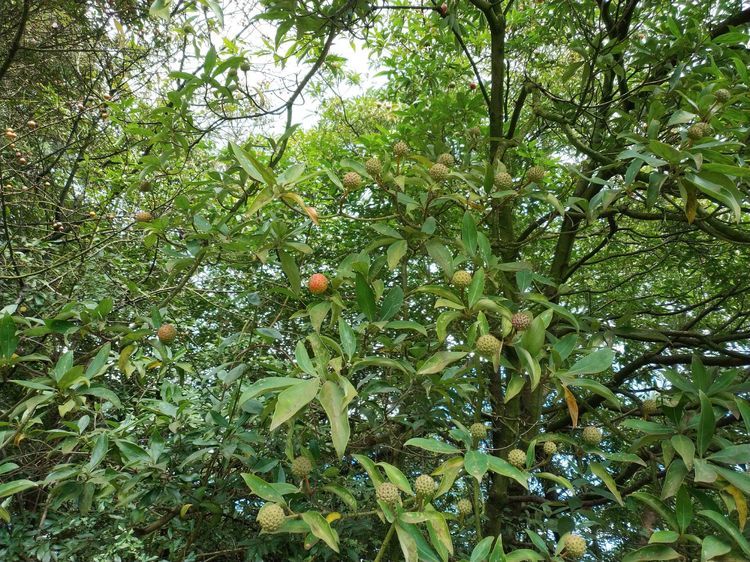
<box><xmin>308</xmin><ymin>273</ymin><xmax>329</xmax><ymax>295</ymax></box>
<box><xmin>469</xmin><ymin>82</ymin><xmax>477</xmax><ymax>90</ymax></box>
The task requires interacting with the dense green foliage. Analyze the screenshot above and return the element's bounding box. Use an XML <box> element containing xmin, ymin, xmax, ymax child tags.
<box><xmin>2</xmin><ymin>0</ymin><xmax>750</xmax><ymax>560</ymax></box>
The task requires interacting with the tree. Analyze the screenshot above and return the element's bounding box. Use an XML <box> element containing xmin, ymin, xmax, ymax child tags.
<box><xmin>2</xmin><ymin>0</ymin><xmax>750</xmax><ymax>560</ymax></box>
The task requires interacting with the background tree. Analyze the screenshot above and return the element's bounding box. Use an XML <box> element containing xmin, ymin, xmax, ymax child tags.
<box><xmin>2</xmin><ymin>0</ymin><xmax>750</xmax><ymax>560</ymax></box>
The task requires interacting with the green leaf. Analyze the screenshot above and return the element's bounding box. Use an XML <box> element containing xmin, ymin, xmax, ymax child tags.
<box><xmin>85</xmin><ymin>344</ymin><xmax>111</xmax><ymax>379</ymax></box>
<box><xmin>387</xmin><ymin>239</ymin><xmax>408</xmax><ymax>269</ymax></box>
<box><xmin>504</xmin><ymin>374</ymin><xmax>526</xmax><ymax>403</ymax></box>
<box><xmin>351</xmin><ymin>356</ymin><xmax>414</xmax><ymax>375</ymax></box>
<box><xmin>115</xmin><ymin>440</ymin><xmax>151</xmax><ymax>466</ymax></box>
<box><xmin>629</xmin><ymin>492</ymin><xmax>679</xmax><ymax>531</ymax></box>
<box><xmin>0</xmin><ymin>479</ymin><xmax>37</xmax><ymax>499</ymax></box>
<box><xmin>278</xmin><ymin>249</ymin><xmax>300</xmax><ymax>296</ymax></box>
<box><xmin>86</xmin><ymin>434</ymin><xmax>109</xmax><ymax>471</ymax></box>
<box><xmin>241</xmin><ymin>473</ymin><xmax>287</xmax><ymax>505</ymax></box>
<box><xmin>707</xmin><ymin>444</ymin><xmax>750</xmax><ymax>465</ymax></box>
<box><xmin>675</xmin><ymin>487</ymin><xmax>692</xmax><ymax>534</ymax></box>
<box><xmin>352</xmin><ymin>454</ymin><xmax>384</xmax><ymax>486</ymax></box>
<box><xmin>464</xmin><ymin>451</ymin><xmax>489</xmax><ymax>482</ymax></box>
<box><xmin>516</xmin><ymin>347</ymin><xmax>541</xmax><ymax>390</ymax></box>
<box><xmin>318</xmin><ymin>379</ymin><xmax>355</xmax><ymax>458</ymax></box>
<box><xmin>394</xmin><ymin>522</ymin><xmax>419</xmax><ymax>562</ymax></box>
<box><xmin>661</xmin><ymin>459</ymin><xmax>687</xmax><ymax>500</ymax></box>
<box><xmin>424</xmin><ymin>239</ymin><xmax>454</xmax><ymax>276</ymax></box>
<box><xmin>384</xmin><ymin>320</ymin><xmax>427</xmax><ymax>336</ymax></box>
<box><xmin>0</xmin><ymin>315</ymin><xmax>19</xmax><ymax>358</ymax></box>
<box><xmin>622</xmin><ymin>545</ymin><xmax>681</xmax><ymax>562</ymax></box>
<box><xmin>566</xmin><ymin>378</ymin><xmax>621</xmax><ymax>407</ymax></box>
<box><xmin>470</xmin><ymin>537</ymin><xmax>495</xmax><ymax>562</ymax></box>
<box><xmin>355</xmin><ymin>273</ymin><xmax>377</xmax><ymax>321</ymax></box>
<box><xmin>670</xmin><ymin>435</ymin><xmax>695</xmax><ymax>471</ymax></box>
<box><xmin>417</xmin><ymin>351</ymin><xmax>468</xmax><ymax>375</ymax></box>
<box><xmin>436</xmin><ymin>311</ymin><xmax>462</xmax><ymax>344</ymax></box>
<box><xmin>308</xmin><ymin>301</ymin><xmax>331</xmax><ymax>333</ymax></box>
<box><xmin>301</xmin><ymin>511</ymin><xmax>339</xmax><ymax>553</ymax></box>
<box><xmin>701</xmin><ymin>536</ymin><xmax>732</xmax><ymax>561</ymax></box>
<box><xmin>269</xmin><ymin>378</ymin><xmax>320</xmax><ymax>430</ymax></box>
<box><xmin>230</xmin><ymin>141</ymin><xmax>275</xmax><ymax>185</ymax></box>
<box><xmin>536</xmin><ymin>471</ymin><xmax>574</xmax><ymax>490</ymax></box>
<box><xmin>590</xmin><ymin>462</ymin><xmax>623</xmax><ymax>505</ymax></box>
<box><xmin>404</xmin><ymin>437</ymin><xmax>461</xmax><ymax>455</ymax></box>
<box><xmin>380</xmin><ymin>286</ymin><xmax>404</xmax><ymax>321</ymax></box>
<box><xmin>338</xmin><ymin>318</ymin><xmax>356</xmax><ymax>360</ymax></box>
<box><xmin>487</xmin><ymin>456</ymin><xmax>529</xmax><ymax>489</ymax></box>
<box><xmin>467</xmin><ymin>269</ymin><xmax>485</xmax><ymax>310</ymax></box>
<box><xmin>648</xmin><ymin>530</ymin><xmax>680</xmax><ymax>544</ymax></box>
<box><xmin>295</xmin><ymin>341</ymin><xmax>316</xmax><ymax>376</ymax></box>
<box><xmin>699</xmin><ymin>509</ymin><xmax>750</xmax><ymax>557</ymax></box>
<box><xmin>378</xmin><ymin>462</ymin><xmax>414</xmax><ymax>494</ymax></box>
<box><xmin>567</xmin><ymin>348</ymin><xmax>614</xmax><ymax>375</ymax></box>
<box><xmin>697</xmin><ymin>391</ymin><xmax>715</xmax><ymax>456</ymax></box>
<box><xmin>321</xmin><ymin>484</ymin><xmax>357</xmax><ymax>510</ymax></box>
<box><xmin>239</xmin><ymin>377</ymin><xmax>302</xmax><ymax>405</ymax></box>
<box><xmin>462</xmin><ymin>212</ymin><xmax>478</xmax><ymax>256</ymax></box>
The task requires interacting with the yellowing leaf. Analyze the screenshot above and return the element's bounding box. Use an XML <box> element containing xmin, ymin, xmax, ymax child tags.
<box><xmin>564</xmin><ymin>386</ymin><xmax>579</xmax><ymax>428</ymax></box>
<box><xmin>725</xmin><ymin>485</ymin><xmax>747</xmax><ymax>531</ymax></box>
<box><xmin>325</xmin><ymin>512</ymin><xmax>341</xmax><ymax>523</ymax></box>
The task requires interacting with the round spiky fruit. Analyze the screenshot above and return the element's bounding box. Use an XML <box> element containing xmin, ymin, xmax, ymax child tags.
<box><xmin>135</xmin><ymin>210</ymin><xmax>153</xmax><ymax>222</ymax></box>
<box><xmin>429</xmin><ymin>163</ymin><xmax>450</xmax><ymax>182</ymax></box>
<box><xmin>157</xmin><ymin>323</ymin><xmax>177</xmax><ymax>344</ymax></box>
<box><xmin>240</xmin><ymin>61</ymin><xmax>251</xmax><ymax>72</ymax></box>
<box><xmin>365</xmin><ymin>157</ymin><xmax>382</xmax><ymax>177</ymax></box>
<box><xmin>642</xmin><ymin>399</ymin><xmax>658</xmax><ymax>415</ymax></box>
<box><xmin>582</xmin><ymin>426</ymin><xmax>603</xmax><ymax>446</ymax></box>
<box><xmin>543</xmin><ymin>441</ymin><xmax>557</xmax><ymax>455</ymax></box>
<box><xmin>342</xmin><ymin>171</ymin><xmax>362</xmax><ymax>190</ymax></box>
<box><xmin>457</xmin><ymin>498</ymin><xmax>473</xmax><ymax>515</ymax></box>
<box><xmin>494</xmin><ymin>171</ymin><xmax>513</xmax><ymax>190</ymax></box>
<box><xmin>437</xmin><ymin>153</ymin><xmax>455</xmax><ymax>167</ymax></box>
<box><xmin>451</xmin><ymin>270</ymin><xmax>472</xmax><ymax>289</ymax></box>
<box><xmin>414</xmin><ymin>474</ymin><xmax>436</xmax><ymax>496</ymax></box>
<box><xmin>256</xmin><ymin>503</ymin><xmax>285</xmax><ymax>532</ymax></box>
<box><xmin>564</xmin><ymin>534</ymin><xmax>587</xmax><ymax>559</ymax></box>
<box><xmin>526</xmin><ymin>165</ymin><xmax>545</xmax><ymax>183</ymax></box>
<box><xmin>307</xmin><ymin>273</ymin><xmax>329</xmax><ymax>295</ymax></box>
<box><xmin>291</xmin><ymin>456</ymin><xmax>313</xmax><ymax>478</ymax></box>
<box><xmin>511</xmin><ymin>311</ymin><xmax>533</xmax><ymax>331</ymax></box>
<box><xmin>476</xmin><ymin>334</ymin><xmax>501</xmax><ymax>356</ymax></box>
<box><xmin>393</xmin><ymin>141</ymin><xmax>409</xmax><ymax>158</ymax></box>
<box><xmin>714</xmin><ymin>88</ymin><xmax>731</xmax><ymax>103</ymax></box>
<box><xmin>687</xmin><ymin>123</ymin><xmax>708</xmax><ymax>140</ymax></box>
<box><xmin>376</xmin><ymin>482</ymin><xmax>400</xmax><ymax>505</ymax></box>
<box><xmin>508</xmin><ymin>448</ymin><xmax>526</xmax><ymax>468</ymax></box>
<box><xmin>469</xmin><ymin>422</ymin><xmax>488</xmax><ymax>440</ymax></box>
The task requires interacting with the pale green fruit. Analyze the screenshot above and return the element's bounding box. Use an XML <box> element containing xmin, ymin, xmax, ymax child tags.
<box><xmin>257</xmin><ymin>503</ymin><xmax>285</xmax><ymax>532</ymax></box>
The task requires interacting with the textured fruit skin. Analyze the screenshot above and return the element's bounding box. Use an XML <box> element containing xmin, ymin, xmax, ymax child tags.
<box><xmin>393</xmin><ymin>141</ymin><xmax>409</xmax><ymax>157</ymax></box>
<box><xmin>414</xmin><ymin>474</ymin><xmax>436</xmax><ymax>496</ymax></box>
<box><xmin>342</xmin><ymin>171</ymin><xmax>362</xmax><ymax>190</ymax></box>
<box><xmin>157</xmin><ymin>323</ymin><xmax>177</xmax><ymax>344</ymax></box>
<box><xmin>582</xmin><ymin>426</ymin><xmax>603</xmax><ymax>446</ymax></box>
<box><xmin>469</xmin><ymin>422</ymin><xmax>488</xmax><ymax>440</ymax></box>
<box><xmin>365</xmin><ymin>157</ymin><xmax>382</xmax><ymax>177</ymax></box>
<box><xmin>526</xmin><ymin>165</ymin><xmax>545</xmax><ymax>183</ymax></box>
<box><xmin>429</xmin><ymin>163</ymin><xmax>450</xmax><ymax>182</ymax></box>
<box><xmin>507</xmin><ymin>448</ymin><xmax>526</xmax><ymax>468</ymax></box>
<box><xmin>291</xmin><ymin>456</ymin><xmax>312</xmax><ymax>478</ymax></box>
<box><xmin>543</xmin><ymin>441</ymin><xmax>557</xmax><ymax>455</ymax></box>
<box><xmin>457</xmin><ymin>498</ymin><xmax>473</xmax><ymax>515</ymax></box>
<box><xmin>307</xmin><ymin>273</ymin><xmax>329</xmax><ymax>295</ymax></box>
<box><xmin>687</xmin><ymin>123</ymin><xmax>709</xmax><ymax>140</ymax></box>
<box><xmin>476</xmin><ymin>334</ymin><xmax>501</xmax><ymax>356</ymax></box>
<box><xmin>714</xmin><ymin>88</ymin><xmax>731</xmax><ymax>102</ymax></box>
<box><xmin>376</xmin><ymin>482</ymin><xmax>400</xmax><ymax>505</ymax></box>
<box><xmin>257</xmin><ymin>503</ymin><xmax>285</xmax><ymax>532</ymax></box>
<box><xmin>642</xmin><ymin>399</ymin><xmax>658</xmax><ymax>415</ymax></box>
<box><xmin>494</xmin><ymin>172</ymin><xmax>513</xmax><ymax>189</ymax></box>
<box><xmin>564</xmin><ymin>534</ymin><xmax>587</xmax><ymax>559</ymax></box>
<box><xmin>511</xmin><ymin>311</ymin><xmax>533</xmax><ymax>331</ymax></box>
<box><xmin>451</xmin><ymin>270</ymin><xmax>472</xmax><ymax>289</ymax></box>
<box><xmin>437</xmin><ymin>153</ymin><xmax>455</xmax><ymax>167</ymax></box>
<box><xmin>135</xmin><ymin>211</ymin><xmax>153</xmax><ymax>222</ymax></box>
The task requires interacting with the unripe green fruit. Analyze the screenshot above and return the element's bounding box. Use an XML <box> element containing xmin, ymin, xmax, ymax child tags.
<box><xmin>507</xmin><ymin>448</ymin><xmax>526</xmax><ymax>468</ymax></box>
<box><xmin>511</xmin><ymin>311</ymin><xmax>533</xmax><ymax>331</ymax></box>
<box><xmin>342</xmin><ymin>171</ymin><xmax>362</xmax><ymax>190</ymax></box>
<box><xmin>437</xmin><ymin>153</ymin><xmax>455</xmax><ymax>167</ymax></box>
<box><xmin>429</xmin><ymin>163</ymin><xmax>450</xmax><ymax>182</ymax></box>
<box><xmin>291</xmin><ymin>456</ymin><xmax>312</xmax><ymax>478</ymax></box>
<box><xmin>451</xmin><ymin>270</ymin><xmax>472</xmax><ymax>289</ymax></box>
<box><xmin>157</xmin><ymin>323</ymin><xmax>177</xmax><ymax>344</ymax></box>
<box><xmin>543</xmin><ymin>441</ymin><xmax>557</xmax><ymax>455</ymax></box>
<box><xmin>241</xmin><ymin>62</ymin><xmax>251</xmax><ymax>72</ymax></box>
<box><xmin>714</xmin><ymin>88</ymin><xmax>731</xmax><ymax>103</ymax></box>
<box><xmin>414</xmin><ymin>474</ymin><xmax>436</xmax><ymax>496</ymax></box>
<box><xmin>494</xmin><ymin>172</ymin><xmax>513</xmax><ymax>189</ymax></box>
<box><xmin>526</xmin><ymin>165</ymin><xmax>545</xmax><ymax>183</ymax></box>
<box><xmin>469</xmin><ymin>422</ymin><xmax>488</xmax><ymax>440</ymax></box>
<box><xmin>687</xmin><ymin>123</ymin><xmax>708</xmax><ymax>140</ymax></box>
<box><xmin>582</xmin><ymin>426</ymin><xmax>603</xmax><ymax>446</ymax></box>
<box><xmin>564</xmin><ymin>534</ymin><xmax>587</xmax><ymax>559</ymax></box>
<box><xmin>642</xmin><ymin>399</ymin><xmax>658</xmax><ymax>415</ymax></box>
<box><xmin>476</xmin><ymin>334</ymin><xmax>501</xmax><ymax>356</ymax></box>
<box><xmin>257</xmin><ymin>503</ymin><xmax>285</xmax><ymax>532</ymax></box>
<box><xmin>376</xmin><ymin>482</ymin><xmax>400</xmax><ymax>505</ymax></box>
<box><xmin>457</xmin><ymin>498</ymin><xmax>473</xmax><ymax>515</ymax></box>
<box><xmin>393</xmin><ymin>141</ymin><xmax>409</xmax><ymax>158</ymax></box>
<box><xmin>365</xmin><ymin>157</ymin><xmax>382</xmax><ymax>177</ymax></box>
